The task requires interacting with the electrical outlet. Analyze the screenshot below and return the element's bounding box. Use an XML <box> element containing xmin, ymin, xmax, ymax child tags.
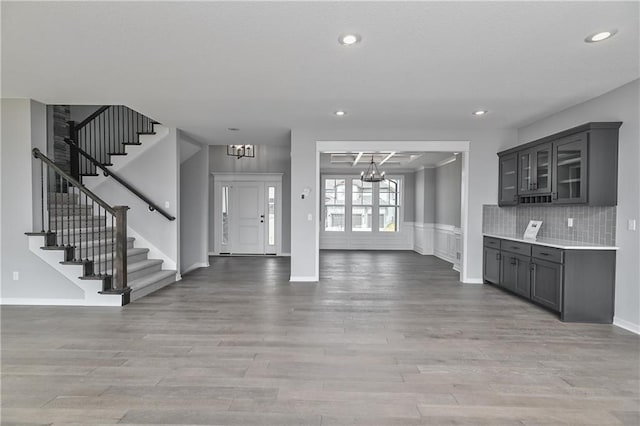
<box><xmin>164</xmin><ymin>201</ymin><xmax>170</xmax><ymax>209</ymax></box>
<box><xmin>12</xmin><ymin>271</ymin><xmax>19</xmax><ymax>281</ymax></box>
<box><xmin>307</xmin><ymin>213</ymin><xmax>313</xmax><ymax>221</ymax></box>
<box><xmin>567</xmin><ymin>218</ymin><xmax>574</xmax><ymax>227</ymax></box>
<box><xmin>629</xmin><ymin>219</ymin><xmax>637</xmax><ymax>231</ymax></box>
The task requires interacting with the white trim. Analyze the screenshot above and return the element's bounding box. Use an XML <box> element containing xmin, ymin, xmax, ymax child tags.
<box><xmin>316</xmin><ymin>140</ymin><xmax>471</xmax><ymax>283</ymax></box>
<box><xmin>463</xmin><ymin>278</ymin><xmax>484</xmax><ymax>284</ymax></box>
<box><xmin>280</xmin><ymin>252</ymin><xmax>291</xmax><ymax>257</ymax></box>
<box><xmin>211</xmin><ymin>172</ymin><xmax>283</xmax><ymax>181</ymax></box>
<box><xmin>0</xmin><ymin>298</ymin><xmax>123</xmax><ymax>307</ymax></box>
<box><xmin>413</xmin><ymin>222</ymin><xmax>434</xmax><ymax>255</ymax></box>
<box><xmin>208</xmin><ymin>251</ymin><xmax>216</xmax><ymax>256</ymax></box>
<box><xmin>290</xmin><ymin>276</ymin><xmax>319</xmax><ymax>282</ymax></box>
<box><xmin>435</xmin><ymin>155</ymin><xmax>457</xmax><ymax>168</ymax></box>
<box><xmin>182</xmin><ymin>262</ymin><xmax>209</xmax><ymax>275</ymax></box>
<box><xmin>613</xmin><ymin>317</ymin><xmax>640</xmax><ymax>335</ymax></box>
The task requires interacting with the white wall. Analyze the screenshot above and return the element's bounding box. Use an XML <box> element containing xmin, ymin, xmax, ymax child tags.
<box><xmin>90</xmin><ymin>128</ymin><xmax>180</xmax><ymax>270</ymax></box>
<box><xmin>1</xmin><ymin>99</ymin><xmax>84</xmax><ymax>300</ymax></box>
<box><xmin>517</xmin><ymin>79</ymin><xmax>640</xmax><ymax>333</ymax></box>
<box><xmin>209</xmin><ymin>144</ymin><xmax>291</xmax><ymax>254</ymax></box>
<box><xmin>435</xmin><ymin>157</ymin><xmax>462</xmax><ymax>227</ymax></box>
<box><xmin>290</xmin><ymin>128</ymin><xmax>516</xmax><ymax>282</ymax></box>
<box><xmin>179</xmin><ymin>133</ymin><xmax>209</xmax><ymax>275</ymax></box>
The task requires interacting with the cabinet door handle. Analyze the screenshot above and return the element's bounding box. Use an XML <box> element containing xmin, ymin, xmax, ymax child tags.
<box><xmin>496</xmin><ymin>253</ymin><xmax>501</xmax><ymax>261</ymax></box>
<box><xmin>510</xmin><ymin>257</ymin><xmax>517</xmax><ymax>265</ymax></box>
<box><xmin>539</xmin><ymin>252</ymin><xmax>550</xmax><ymax>256</ymax></box>
<box><xmin>530</xmin><ymin>263</ymin><xmax>536</xmax><ymax>271</ymax></box>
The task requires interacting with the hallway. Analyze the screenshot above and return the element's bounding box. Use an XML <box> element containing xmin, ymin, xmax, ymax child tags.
<box><xmin>2</xmin><ymin>252</ymin><xmax>638</xmax><ymax>425</ymax></box>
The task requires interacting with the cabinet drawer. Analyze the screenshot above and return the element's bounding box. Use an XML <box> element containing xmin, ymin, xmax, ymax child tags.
<box><xmin>483</xmin><ymin>237</ymin><xmax>501</xmax><ymax>248</ymax></box>
<box><xmin>500</xmin><ymin>240</ymin><xmax>532</xmax><ymax>256</ymax></box>
<box><xmin>532</xmin><ymin>245</ymin><xmax>563</xmax><ymax>263</ymax></box>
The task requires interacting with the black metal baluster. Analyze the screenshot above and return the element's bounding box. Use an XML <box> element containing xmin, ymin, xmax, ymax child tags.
<box><xmin>92</xmin><ymin>199</ymin><xmax>96</xmax><ymax>274</ymax></box>
<box><xmin>65</xmin><ymin>177</ymin><xmax>70</xmax><ymax>249</ymax></box>
<box><xmin>78</xmin><ymin>190</ymin><xmax>83</xmax><ymax>264</ymax></box>
<box><xmin>59</xmin><ymin>173</ymin><xmax>64</xmax><ymax>247</ymax></box>
<box><xmin>111</xmin><ymin>215</ymin><xmax>114</xmax><ymax>281</ymax></box>
<box><xmin>71</xmin><ymin>182</ymin><xmax>76</xmax><ymax>260</ymax></box>
<box><xmin>84</xmin><ymin>192</ymin><xmax>89</xmax><ymax>263</ymax></box>
<box><xmin>47</xmin><ymin>167</ymin><xmax>52</xmax><ymax>232</ymax></box>
<box><xmin>40</xmin><ymin>161</ymin><xmax>45</xmax><ymax>232</ymax></box>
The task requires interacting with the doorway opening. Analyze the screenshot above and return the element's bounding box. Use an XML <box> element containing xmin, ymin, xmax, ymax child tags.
<box><xmin>315</xmin><ymin>141</ymin><xmax>470</xmax><ymax>282</ymax></box>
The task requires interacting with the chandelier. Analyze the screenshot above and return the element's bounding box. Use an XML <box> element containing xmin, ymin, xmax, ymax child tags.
<box><xmin>360</xmin><ymin>155</ymin><xmax>386</xmax><ymax>182</ymax></box>
<box><xmin>227</xmin><ymin>144</ymin><xmax>255</xmax><ymax>159</ymax></box>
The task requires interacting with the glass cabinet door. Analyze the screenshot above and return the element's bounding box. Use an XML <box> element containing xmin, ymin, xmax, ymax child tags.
<box><xmin>499</xmin><ymin>153</ymin><xmax>518</xmax><ymax>205</ymax></box>
<box><xmin>553</xmin><ymin>133</ymin><xmax>588</xmax><ymax>204</ymax></box>
<box><xmin>518</xmin><ymin>151</ymin><xmax>533</xmax><ymax>194</ymax></box>
<box><xmin>534</xmin><ymin>144</ymin><xmax>552</xmax><ymax>193</ymax></box>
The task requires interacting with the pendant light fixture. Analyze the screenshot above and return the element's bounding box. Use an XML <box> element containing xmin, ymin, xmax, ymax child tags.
<box><xmin>226</xmin><ymin>144</ymin><xmax>255</xmax><ymax>159</ymax></box>
<box><xmin>360</xmin><ymin>155</ymin><xmax>386</xmax><ymax>182</ymax></box>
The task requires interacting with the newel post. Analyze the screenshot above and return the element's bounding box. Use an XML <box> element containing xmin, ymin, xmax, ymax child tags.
<box><xmin>113</xmin><ymin>205</ymin><xmax>130</xmax><ymax>291</ymax></box>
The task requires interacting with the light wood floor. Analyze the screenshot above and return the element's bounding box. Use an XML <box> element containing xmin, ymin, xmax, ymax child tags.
<box><xmin>2</xmin><ymin>251</ymin><xmax>639</xmax><ymax>425</ymax></box>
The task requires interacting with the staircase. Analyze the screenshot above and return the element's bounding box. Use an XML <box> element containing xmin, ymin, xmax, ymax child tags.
<box><xmin>26</xmin><ymin>106</ymin><xmax>177</xmax><ymax>306</ymax></box>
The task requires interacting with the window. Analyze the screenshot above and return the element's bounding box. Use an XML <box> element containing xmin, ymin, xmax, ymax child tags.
<box><xmin>352</xmin><ymin>180</ymin><xmax>372</xmax><ymax>232</ymax></box>
<box><xmin>268</xmin><ymin>186</ymin><xmax>276</xmax><ymax>246</ymax></box>
<box><xmin>324</xmin><ymin>178</ymin><xmax>346</xmax><ymax>231</ymax></box>
<box><xmin>379</xmin><ymin>179</ymin><xmax>399</xmax><ymax>232</ymax></box>
<box><xmin>322</xmin><ymin>176</ymin><xmax>402</xmax><ymax>233</ymax></box>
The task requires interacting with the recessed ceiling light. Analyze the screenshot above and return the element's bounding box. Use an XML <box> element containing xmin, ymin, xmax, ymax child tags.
<box><xmin>227</xmin><ymin>127</ymin><xmax>240</xmax><ymax>131</ymax></box>
<box><xmin>334</xmin><ymin>110</ymin><xmax>347</xmax><ymax>117</ymax></box>
<box><xmin>339</xmin><ymin>34</ymin><xmax>361</xmax><ymax>46</ymax></box>
<box><xmin>585</xmin><ymin>30</ymin><xmax>617</xmax><ymax>43</ymax></box>
<box><xmin>472</xmin><ymin>110</ymin><xmax>488</xmax><ymax>116</ymax></box>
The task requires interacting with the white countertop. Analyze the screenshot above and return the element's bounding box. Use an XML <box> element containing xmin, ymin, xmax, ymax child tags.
<box><xmin>483</xmin><ymin>233</ymin><xmax>618</xmax><ymax>250</ymax></box>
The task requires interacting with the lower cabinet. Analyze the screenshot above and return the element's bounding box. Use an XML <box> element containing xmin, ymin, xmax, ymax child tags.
<box><xmin>531</xmin><ymin>259</ymin><xmax>562</xmax><ymax>312</ymax></box>
<box><xmin>482</xmin><ymin>236</ymin><xmax>615</xmax><ymax>323</ymax></box>
<box><xmin>501</xmin><ymin>252</ymin><xmax>531</xmax><ymax>298</ymax></box>
<box><xmin>483</xmin><ymin>247</ymin><xmax>501</xmax><ymax>284</ymax></box>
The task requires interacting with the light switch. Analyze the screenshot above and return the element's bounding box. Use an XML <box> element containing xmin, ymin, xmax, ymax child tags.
<box><xmin>629</xmin><ymin>219</ymin><xmax>637</xmax><ymax>231</ymax></box>
<box><xmin>307</xmin><ymin>213</ymin><xmax>313</xmax><ymax>221</ymax></box>
<box><xmin>12</xmin><ymin>271</ymin><xmax>19</xmax><ymax>281</ymax></box>
<box><xmin>567</xmin><ymin>218</ymin><xmax>574</xmax><ymax>227</ymax></box>
<box><xmin>164</xmin><ymin>201</ymin><xmax>170</xmax><ymax>209</ymax></box>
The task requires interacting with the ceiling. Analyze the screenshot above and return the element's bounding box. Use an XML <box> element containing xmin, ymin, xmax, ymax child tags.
<box><xmin>2</xmin><ymin>2</ymin><xmax>638</xmax><ymax>147</ymax></box>
<box><xmin>320</xmin><ymin>152</ymin><xmax>454</xmax><ymax>171</ymax></box>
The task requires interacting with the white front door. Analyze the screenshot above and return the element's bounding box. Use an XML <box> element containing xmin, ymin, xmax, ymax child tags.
<box><xmin>231</xmin><ymin>182</ymin><xmax>265</xmax><ymax>254</ymax></box>
<box><xmin>213</xmin><ymin>175</ymin><xmax>282</xmax><ymax>256</ymax></box>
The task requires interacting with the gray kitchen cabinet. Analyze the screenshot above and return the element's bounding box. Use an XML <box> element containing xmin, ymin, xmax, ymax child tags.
<box><xmin>518</xmin><ymin>143</ymin><xmax>552</xmax><ymax>195</ymax></box>
<box><xmin>531</xmin><ymin>258</ymin><xmax>562</xmax><ymax>312</ymax></box>
<box><xmin>497</xmin><ymin>122</ymin><xmax>621</xmax><ymax>206</ymax></box>
<box><xmin>483</xmin><ymin>246</ymin><xmax>501</xmax><ymax>285</ymax></box>
<box><xmin>482</xmin><ymin>236</ymin><xmax>616</xmax><ymax>323</ymax></box>
<box><xmin>501</xmin><ymin>252</ymin><xmax>532</xmax><ymax>298</ymax></box>
<box><xmin>498</xmin><ymin>153</ymin><xmax>518</xmax><ymax>206</ymax></box>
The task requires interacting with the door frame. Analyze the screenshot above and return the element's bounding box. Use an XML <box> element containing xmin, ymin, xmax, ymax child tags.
<box><xmin>211</xmin><ymin>173</ymin><xmax>283</xmax><ymax>256</ymax></box>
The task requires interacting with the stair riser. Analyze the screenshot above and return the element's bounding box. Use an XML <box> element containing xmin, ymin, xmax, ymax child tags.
<box><xmin>127</xmin><ymin>262</ymin><xmax>162</xmax><ymax>281</ymax></box>
<box><xmin>56</xmin><ymin>230</ymin><xmax>115</xmax><ymax>242</ymax></box>
<box><xmin>49</xmin><ymin>207</ymin><xmax>94</xmax><ymax>215</ymax></box>
<box><xmin>94</xmin><ymin>251</ymin><xmax>149</xmax><ymax>273</ymax></box>
<box><xmin>72</xmin><ymin>240</ymin><xmax>135</xmax><ymax>257</ymax></box>
<box><xmin>54</xmin><ymin>217</ymin><xmax>107</xmax><ymax>228</ymax></box>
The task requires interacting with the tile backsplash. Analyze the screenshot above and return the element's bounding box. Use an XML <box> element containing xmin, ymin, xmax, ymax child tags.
<box><xmin>483</xmin><ymin>204</ymin><xmax>616</xmax><ymax>245</ymax></box>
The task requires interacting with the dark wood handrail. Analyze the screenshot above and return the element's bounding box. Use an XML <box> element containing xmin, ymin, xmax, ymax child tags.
<box><xmin>63</xmin><ymin>138</ymin><xmax>176</xmax><ymax>221</ymax></box>
<box><xmin>75</xmin><ymin>105</ymin><xmax>110</xmax><ymax>130</ymax></box>
<box><xmin>32</xmin><ymin>148</ymin><xmax>116</xmax><ymax>216</ymax></box>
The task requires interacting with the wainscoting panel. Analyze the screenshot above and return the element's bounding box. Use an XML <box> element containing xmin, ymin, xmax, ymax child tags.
<box><xmin>413</xmin><ymin>223</ymin><xmax>434</xmax><ymax>255</ymax></box>
<box><xmin>320</xmin><ymin>222</ymin><xmax>414</xmax><ymax>250</ymax></box>
<box><xmin>433</xmin><ymin>224</ymin><xmax>462</xmax><ymax>270</ymax></box>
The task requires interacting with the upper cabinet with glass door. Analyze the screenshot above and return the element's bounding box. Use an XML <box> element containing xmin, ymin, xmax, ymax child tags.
<box><xmin>518</xmin><ymin>144</ymin><xmax>552</xmax><ymax>195</ymax></box>
<box><xmin>497</xmin><ymin>122</ymin><xmax>622</xmax><ymax>206</ymax></box>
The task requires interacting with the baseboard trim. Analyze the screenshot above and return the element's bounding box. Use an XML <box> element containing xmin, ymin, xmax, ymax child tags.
<box><xmin>181</xmin><ymin>262</ymin><xmax>209</xmax><ymax>275</ymax></box>
<box><xmin>280</xmin><ymin>253</ymin><xmax>291</xmax><ymax>257</ymax></box>
<box><xmin>462</xmin><ymin>278</ymin><xmax>484</xmax><ymax>284</ymax></box>
<box><xmin>290</xmin><ymin>276</ymin><xmax>318</xmax><ymax>283</ymax></box>
<box><xmin>0</xmin><ymin>297</ymin><xmax>122</xmax><ymax>307</ymax></box>
<box><xmin>613</xmin><ymin>317</ymin><xmax>640</xmax><ymax>335</ymax></box>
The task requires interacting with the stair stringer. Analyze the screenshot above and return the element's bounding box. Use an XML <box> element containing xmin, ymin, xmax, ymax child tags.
<box><xmin>83</xmin><ymin>125</ymin><xmax>170</xmax><ymax>190</ymax></box>
<box><xmin>26</xmin><ymin>235</ymin><xmax>123</xmax><ymax>307</ymax></box>
<box><xmin>127</xmin><ymin>225</ymin><xmax>180</xmax><ymax>275</ymax></box>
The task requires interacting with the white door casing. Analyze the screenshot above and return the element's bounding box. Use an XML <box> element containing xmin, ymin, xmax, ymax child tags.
<box><xmin>212</xmin><ymin>173</ymin><xmax>283</xmax><ymax>255</ymax></box>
